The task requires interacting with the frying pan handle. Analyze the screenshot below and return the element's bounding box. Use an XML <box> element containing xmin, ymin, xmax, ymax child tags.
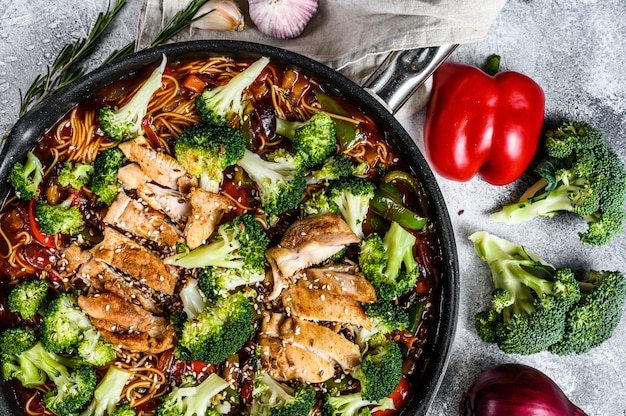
<box><xmin>363</xmin><ymin>44</ymin><xmax>458</xmax><ymax>113</ymax></box>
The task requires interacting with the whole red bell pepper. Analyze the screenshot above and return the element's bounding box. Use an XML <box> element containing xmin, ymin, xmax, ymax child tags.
<box><xmin>423</xmin><ymin>56</ymin><xmax>545</xmax><ymax>185</ymax></box>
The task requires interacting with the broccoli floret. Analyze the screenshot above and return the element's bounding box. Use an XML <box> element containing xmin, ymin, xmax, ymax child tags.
<box><xmin>99</xmin><ymin>55</ymin><xmax>167</xmax><ymax>141</ymax></box>
<box><xmin>250</xmin><ymin>371</ymin><xmax>316</xmax><ymax>416</ymax></box>
<box><xmin>177</xmin><ymin>291</ymin><xmax>254</xmax><ymax>364</ymax></box>
<box><xmin>165</xmin><ymin>214</ymin><xmax>269</xmax><ymax>296</ymax></box>
<box><xmin>300</xmin><ymin>188</ymin><xmax>339</xmax><ymax>218</ymax></box>
<box><xmin>174</xmin><ymin>124</ymin><xmax>246</xmax><ymax>192</ymax></box>
<box><xmin>359</xmin><ymin>221</ymin><xmax>419</xmax><ymax>301</ymax></box>
<box><xmin>491</xmin><ymin>121</ymin><xmax>626</xmax><ymax>246</ymax></box>
<box><xmin>80</xmin><ymin>365</ymin><xmax>134</xmax><ymax>416</ymax></box>
<box><xmin>39</xmin><ymin>292</ymin><xmax>115</xmax><ymax>366</ymax></box>
<box><xmin>195</xmin><ymin>57</ymin><xmax>269</xmax><ymax>126</ymax></box>
<box><xmin>35</xmin><ymin>197</ymin><xmax>85</xmax><ymax>236</ymax></box>
<box><xmin>365</xmin><ymin>301</ymin><xmax>409</xmax><ymax>333</ymax></box>
<box><xmin>0</xmin><ymin>327</ymin><xmax>45</xmax><ymax>387</ymax></box>
<box><xmin>306</xmin><ymin>154</ymin><xmax>354</xmax><ymax>185</ymax></box>
<box><xmin>470</xmin><ymin>231</ymin><xmax>582</xmax><ymax>355</ymax></box>
<box><xmin>58</xmin><ymin>161</ymin><xmax>94</xmax><ymax>190</ymax></box>
<box><xmin>89</xmin><ymin>147</ymin><xmax>126</xmax><ymax>206</ymax></box>
<box><xmin>236</xmin><ymin>148</ymin><xmax>306</xmax><ymax>215</ymax></box>
<box><xmin>329</xmin><ymin>176</ymin><xmax>376</xmax><ymax>239</ymax></box>
<box><xmin>110</xmin><ymin>404</ymin><xmax>137</xmax><ymax>416</ymax></box>
<box><xmin>549</xmin><ymin>270</ymin><xmax>626</xmax><ymax>355</ymax></box>
<box><xmin>543</xmin><ymin>121</ymin><xmax>604</xmax><ymax>158</ymax></box>
<box><xmin>322</xmin><ymin>392</ymin><xmax>395</xmax><ymax>416</ymax></box>
<box><xmin>3</xmin><ymin>337</ymin><xmax>96</xmax><ymax>416</ymax></box>
<box><xmin>8</xmin><ymin>151</ymin><xmax>44</xmax><ymax>200</ymax></box>
<box><xmin>8</xmin><ymin>279</ymin><xmax>49</xmax><ymax>320</ymax></box>
<box><xmin>156</xmin><ymin>372</ymin><xmax>230</xmax><ymax>416</ymax></box>
<box><xmin>275</xmin><ymin>112</ymin><xmax>337</xmax><ymax>169</ymax></box>
<box><xmin>356</xmin><ymin>301</ymin><xmax>409</xmax><ymax>347</ymax></box>
<box><xmin>351</xmin><ymin>337</ymin><xmax>402</xmax><ymax>403</ymax></box>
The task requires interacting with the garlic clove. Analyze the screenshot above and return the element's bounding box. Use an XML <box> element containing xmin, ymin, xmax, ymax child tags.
<box><xmin>191</xmin><ymin>0</ymin><xmax>245</xmax><ymax>32</ymax></box>
<box><xmin>248</xmin><ymin>0</ymin><xmax>319</xmax><ymax>39</ymax></box>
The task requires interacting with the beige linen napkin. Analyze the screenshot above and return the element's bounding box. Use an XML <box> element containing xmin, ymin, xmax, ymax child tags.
<box><xmin>137</xmin><ymin>0</ymin><xmax>506</xmax><ymax>84</ymax></box>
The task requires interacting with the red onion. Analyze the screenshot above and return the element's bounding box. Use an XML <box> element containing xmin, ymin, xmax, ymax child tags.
<box><xmin>460</xmin><ymin>363</ymin><xmax>587</xmax><ymax>416</ymax></box>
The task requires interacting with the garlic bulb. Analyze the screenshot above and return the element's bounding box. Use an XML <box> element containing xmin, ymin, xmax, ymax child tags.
<box><xmin>191</xmin><ymin>0</ymin><xmax>245</xmax><ymax>32</ymax></box>
<box><xmin>248</xmin><ymin>0</ymin><xmax>318</xmax><ymax>39</ymax></box>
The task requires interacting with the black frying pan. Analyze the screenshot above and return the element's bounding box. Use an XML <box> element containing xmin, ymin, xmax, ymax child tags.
<box><xmin>0</xmin><ymin>40</ymin><xmax>459</xmax><ymax>416</ymax></box>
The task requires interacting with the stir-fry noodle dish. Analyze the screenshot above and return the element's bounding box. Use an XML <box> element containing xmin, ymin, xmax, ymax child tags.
<box><xmin>0</xmin><ymin>54</ymin><xmax>445</xmax><ymax>416</ymax></box>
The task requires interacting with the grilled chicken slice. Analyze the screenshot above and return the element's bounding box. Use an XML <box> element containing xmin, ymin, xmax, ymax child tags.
<box><xmin>79</xmin><ymin>292</ymin><xmax>174</xmax><ymax>354</ymax></box>
<box><xmin>96</xmin><ymin>327</ymin><xmax>174</xmax><ymax>354</ymax></box>
<box><xmin>118</xmin><ymin>136</ymin><xmax>188</xmax><ymax>189</ymax></box>
<box><xmin>282</xmin><ymin>285</ymin><xmax>371</xmax><ymax>329</ymax></box>
<box><xmin>261</xmin><ymin>312</ymin><xmax>360</xmax><ymax>372</ymax></box>
<box><xmin>136</xmin><ymin>182</ymin><xmax>191</xmax><ymax>223</ymax></box>
<box><xmin>117</xmin><ymin>163</ymin><xmax>150</xmax><ymax>190</ymax></box>
<box><xmin>76</xmin><ymin>258</ymin><xmax>164</xmax><ymax>315</ymax></box>
<box><xmin>258</xmin><ymin>335</ymin><xmax>336</xmax><ymax>383</ymax></box>
<box><xmin>183</xmin><ymin>188</ymin><xmax>232</xmax><ymax>249</ymax></box>
<box><xmin>94</xmin><ymin>227</ymin><xmax>177</xmax><ymax>295</ymax></box>
<box><xmin>78</xmin><ymin>292</ymin><xmax>167</xmax><ymax>334</ymax></box>
<box><xmin>265</xmin><ymin>213</ymin><xmax>359</xmax><ymax>300</ymax></box>
<box><xmin>104</xmin><ymin>192</ymin><xmax>183</xmax><ymax>248</ymax></box>
<box><xmin>60</xmin><ymin>243</ymin><xmax>94</xmax><ymax>275</ymax></box>
<box><xmin>301</xmin><ymin>265</ymin><xmax>377</xmax><ymax>303</ymax></box>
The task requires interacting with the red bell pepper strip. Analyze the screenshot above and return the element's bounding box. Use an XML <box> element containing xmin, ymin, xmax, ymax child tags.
<box><xmin>424</xmin><ymin>55</ymin><xmax>545</xmax><ymax>185</ymax></box>
<box><xmin>142</xmin><ymin>114</ymin><xmax>161</xmax><ymax>149</ymax></box>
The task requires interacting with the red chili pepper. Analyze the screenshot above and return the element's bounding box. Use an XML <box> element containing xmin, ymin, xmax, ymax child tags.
<box><xmin>142</xmin><ymin>114</ymin><xmax>161</xmax><ymax>149</ymax></box>
<box><xmin>424</xmin><ymin>55</ymin><xmax>545</xmax><ymax>186</ymax></box>
<box><xmin>27</xmin><ymin>199</ymin><xmax>55</xmax><ymax>249</ymax></box>
<box><xmin>372</xmin><ymin>376</ymin><xmax>413</xmax><ymax>416</ymax></box>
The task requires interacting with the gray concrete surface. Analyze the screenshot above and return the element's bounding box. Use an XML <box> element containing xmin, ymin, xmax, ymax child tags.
<box><xmin>1</xmin><ymin>0</ymin><xmax>626</xmax><ymax>415</ymax></box>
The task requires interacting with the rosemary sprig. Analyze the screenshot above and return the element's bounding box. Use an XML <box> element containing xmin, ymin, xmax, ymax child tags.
<box><xmin>19</xmin><ymin>0</ymin><xmax>127</xmax><ymax>116</ymax></box>
<box><xmin>103</xmin><ymin>0</ymin><xmax>211</xmax><ymax>65</ymax></box>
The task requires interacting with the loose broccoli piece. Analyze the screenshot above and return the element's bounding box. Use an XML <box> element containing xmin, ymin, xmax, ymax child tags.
<box><xmin>549</xmin><ymin>270</ymin><xmax>626</xmax><ymax>355</ymax></box>
<box><xmin>329</xmin><ymin>176</ymin><xmax>376</xmax><ymax>239</ymax></box>
<box><xmin>300</xmin><ymin>187</ymin><xmax>339</xmax><ymax>218</ymax></box>
<box><xmin>322</xmin><ymin>392</ymin><xmax>395</xmax><ymax>416</ymax></box>
<box><xmin>470</xmin><ymin>231</ymin><xmax>582</xmax><ymax>355</ymax></box>
<box><xmin>275</xmin><ymin>112</ymin><xmax>337</xmax><ymax>169</ymax></box>
<box><xmin>174</xmin><ymin>124</ymin><xmax>246</xmax><ymax>192</ymax></box>
<box><xmin>156</xmin><ymin>372</ymin><xmax>230</xmax><ymax>416</ymax></box>
<box><xmin>8</xmin><ymin>151</ymin><xmax>44</xmax><ymax>200</ymax></box>
<box><xmin>2</xmin><ymin>334</ymin><xmax>96</xmax><ymax>416</ymax></box>
<box><xmin>58</xmin><ymin>161</ymin><xmax>94</xmax><ymax>190</ymax></box>
<box><xmin>99</xmin><ymin>55</ymin><xmax>167</xmax><ymax>141</ymax></box>
<box><xmin>8</xmin><ymin>279</ymin><xmax>49</xmax><ymax>320</ymax></box>
<box><xmin>356</xmin><ymin>301</ymin><xmax>409</xmax><ymax>347</ymax></box>
<box><xmin>359</xmin><ymin>221</ymin><xmax>420</xmax><ymax>301</ymax></box>
<box><xmin>89</xmin><ymin>147</ymin><xmax>126</xmax><ymax>206</ymax></box>
<box><xmin>35</xmin><ymin>197</ymin><xmax>85</xmax><ymax>236</ymax></box>
<box><xmin>177</xmin><ymin>291</ymin><xmax>254</xmax><ymax>364</ymax></box>
<box><xmin>236</xmin><ymin>148</ymin><xmax>307</xmax><ymax>215</ymax></box>
<box><xmin>39</xmin><ymin>292</ymin><xmax>115</xmax><ymax>366</ymax></box>
<box><xmin>165</xmin><ymin>214</ymin><xmax>269</xmax><ymax>297</ymax></box>
<box><xmin>0</xmin><ymin>327</ymin><xmax>45</xmax><ymax>387</ymax></box>
<box><xmin>80</xmin><ymin>365</ymin><xmax>134</xmax><ymax>416</ymax></box>
<box><xmin>351</xmin><ymin>336</ymin><xmax>403</xmax><ymax>403</ymax></box>
<box><xmin>250</xmin><ymin>371</ymin><xmax>316</xmax><ymax>416</ymax></box>
<box><xmin>491</xmin><ymin>121</ymin><xmax>626</xmax><ymax>246</ymax></box>
<box><xmin>195</xmin><ymin>56</ymin><xmax>269</xmax><ymax>126</ymax></box>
